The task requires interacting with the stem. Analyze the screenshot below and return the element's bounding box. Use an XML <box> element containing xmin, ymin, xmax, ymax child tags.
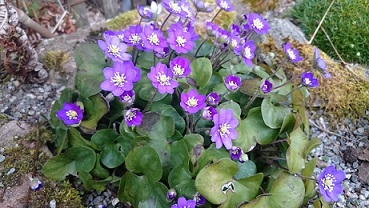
<box><xmin>185</xmin><ymin>113</ymin><xmax>191</xmax><ymax>134</ymax></box>
<box><xmin>133</xmin><ymin>47</ymin><xmax>138</xmax><ymax>65</ymax></box>
<box><xmin>261</xmin><ymin>156</ymin><xmax>286</xmax><ymax>161</ymax></box>
<box><xmin>265</xmin><ymin>57</ymin><xmax>288</xmax><ymax>80</ymax></box>
<box><xmin>242</xmin><ymin>92</ymin><xmax>259</xmax><ymax>113</ymax></box>
<box><xmin>192</xmin><ymin>115</ymin><xmax>202</xmax><ymax>131</ymax></box>
<box><xmin>189</xmin><ymin>114</ymin><xmax>194</xmax><ymax>133</ymax></box>
<box><xmin>285</xmin><ymin>85</ymin><xmax>303</xmax><ymax>97</ymax></box>
<box><xmin>271</xmin><ymin>75</ymin><xmax>299</xmax><ymax>91</ymax></box>
<box><xmin>168</xmin><ymin>49</ymin><xmax>175</xmax><ymax>62</ymax></box>
<box><xmin>153</xmin><ymin>51</ymin><xmax>156</xmax><ymax>65</ymax></box>
<box><xmin>143</xmin><ymin>89</ymin><xmax>158</xmax><ymax>112</ymax></box>
<box><xmin>194</xmin><ymin>37</ymin><xmax>209</xmax><ymax>57</ymax></box>
<box><xmin>211</xmin><ymin>8</ymin><xmax>222</xmax><ymax>22</ymax></box>
<box><xmin>194</xmin><ymin>128</ymin><xmax>210</xmax><ymax>133</ymax></box>
<box><xmin>138</xmin><ymin>17</ymin><xmax>142</xmax><ymax>25</ymax></box>
<box><xmin>160</xmin><ymin>13</ymin><xmax>172</xmax><ymax>30</ymax></box>
<box><xmin>295</xmin><ymin>174</ymin><xmax>317</xmax><ymax>181</ymax></box>
<box><xmin>269</xmin><ymin>139</ymin><xmax>288</xmax><ymax>145</ymax></box>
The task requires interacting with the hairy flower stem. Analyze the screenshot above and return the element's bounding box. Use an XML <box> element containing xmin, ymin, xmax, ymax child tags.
<box><xmin>265</xmin><ymin>57</ymin><xmax>288</xmax><ymax>80</ymax></box>
<box><xmin>168</xmin><ymin>50</ymin><xmax>175</xmax><ymax>62</ymax></box>
<box><xmin>242</xmin><ymin>92</ymin><xmax>259</xmax><ymax>114</ymax></box>
<box><xmin>192</xmin><ymin>116</ymin><xmax>202</xmax><ymax>132</ymax></box>
<box><xmin>153</xmin><ymin>52</ymin><xmax>156</xmax><ymax>65</ymax></box>
<box><xmin>143</xmin><ymin>89</ymin><xmax>158</xmax><ymax>112</ymax></box>
<box><xmin>133</xmin><ymin>47</ymin><xmax>139</xmax><ymax>65</ymax></box>
<box><xmin>213</xmin><ymin>50</ymin><xmax>231</xmax><ymax>70</ymax></box>
<box><xmin>285</xmin><ymin>85</ymin><xmax>303</xmax><ymax>97</ymax></box>
<box><xmin>194</xmin><ymin>37</ymin><xmax>209</xmax><ymax>57</ymax></box>
<box><xmin>185</xmin><ymin>114</ymin><xmax>192</xmax><ymax>134</ymax></box>
<box><xmin>211</xmin><ymin>8</ymin><xmax>221</xmax><ymax>22</ymax></box>
<box><xmin>160</xmin><ymin>13</ymin><xmax>172</xmax><ymax>30</ymax></box>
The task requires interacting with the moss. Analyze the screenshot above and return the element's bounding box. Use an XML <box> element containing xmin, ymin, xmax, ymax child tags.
<box><xmin>105</xmin><ymin>10</ymin><xmax>140</xmax><ymax>30</ymax></box>
<box><xmin>242</xmin><ymin>0</ymin><xmax>281</xmax><ymax>13</ymax></box>
<box><xmin>0</xmin><ymin>127</ymin><xmax>83</xmax><ymax>207</ymax></box>
<box><xmin>290</xmin><ymin>0</ymin><xmax>369</xmax><ymax>66</ymax></box>
<box><xmin>43</xmin><ymin>50</ymin><xmax>70</xmax><ymax>71</ymax></box>
<box><xmin>259</xmin><ymin>37</ymin><xmax>369</xmax><ymax>122</ymax></box>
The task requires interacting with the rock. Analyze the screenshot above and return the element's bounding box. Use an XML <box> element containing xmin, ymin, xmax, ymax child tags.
<box><xmin>0</xmin><ymin>121</ymin><xmax>32</xmax><ymax>149</ymax></box>
<box><xmin>358</xmin><ymin>162</ymin><xmax>369</xmax><ymax>184</ymax></box>
<box><xmin>343</xmin><ymin>146</ymin><xmax>358</xmax><ymax>163</ymax></box>
<box><xmin>0</xmin><ymin>176</ymin><xmax>29</xmax><ymax>208</ymax></box>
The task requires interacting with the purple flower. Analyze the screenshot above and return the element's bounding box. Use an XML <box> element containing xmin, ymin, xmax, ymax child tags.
<box><xmin>314</xmin><ymin>47</ymin><xmax>332</xmax><ymax>79</ymax></box>
<box><xmin>194</xmin><ymin>192</ymin><xmax>206</xmax><ymax>206</ymax></box>
<box><xmin>240</xmin><ymin>40</ymin><xmax>256</xmax><ymax>66</ymax></box>
<box><xmin>29</xmin><ymin>176</ymin><xmax>43</xmax><ymax>191</ymax></box>
<box><xmin>100</xmin><ymin>61</ymin><xmax>140</xmax><ymax>96</ymax></box>
<box><xmin>140</xmin><ymin>25</ymin><xmax>168</xmax><ymax>53</ymax></box>
<box><xmin>247</xmin><ymin>13</ymin><xmax>269</xmax><ymax>34</ymax></box>
<box><xmin>97</xmin><ymin>35</ymin><xmax>131</xmax><ymax>62</ymax></box>
<box><xmin>215</xmin><ymin>28</ymin><xmax>230</xmax><ymax>44</ymax></box>
<box><xmin>301</xmin><ymin>71</ymin><xmax>319</xmax><ymax>88</ymax></box>
<box><xmin>125</xmin><ymin>108</ymin><xmax>143</xmax><ymax>127</ymax></box>
<box><xmin>260</xmin><ymin>79</ymin><xmax>273</xmax><ymax>94</ymax></box>
<box><xmin>210</xmin><ymin>109</ymin><xmax>239</xmax><ymax>150</ymax></box>
<box><xmin>207</xmin><ymin>92</ymin><xmax>220</xmax><ymax>106</ymax></box>
<box><xmin>168</xmin><ymin>23</ymin><xmax>195</xmax><ymax>54</ymax></box>
<box><xmin>180</xmin><ymin>1</ymin><xmax>195</xmax><ymax>20</ymax></box>
<box><xmin>225</xmin><ymin>74</ymin><xmax>241</xmax><ymax>92</ymax></box>
<box><xmin>170</xmin><ymin>56</ymin><xmax>191</xmax><ymax>78</ymax></box>
<box><xmin>163</xmin><ymin>0</ymin><xmax>188</xmax><ymax>18</ymax></box>
<box><xmin>318</xmin><ymin>165</ymin><xmax>345</xmax><ymax>202</ymax></box>
<box><xmin>184</xmin><ymin>22</ymin><xmax>199</xmax><ymax>42</ymax></box>
<box><xmin>229</xmin><ymin>146</ymin><xmax>242</xmax><ymax>161</ymax></box>
<box><xmin>119</xmin><ymin>90</ymin><xmax>135</xmax><ymax>105</ymax></box>
<box><xmin>155</xmin><ymin>46</ymin><xmax>170</xmax><ymax>59</ymax></box>
<box><xmin>56</xmin><ymin>102</ymin><xmax>84</xmax><ymax>126</ymax></box>
<box><xmin>230</xmin><ymin>34</ymin><xmax>241</xmax><ymax>54</ymax></box>
<box><xmin>166</xmin><ymin>189</ymin><xmax>177</xmax><ymax>201</ymax></box>
<box><xmin>283</xmin><ymin>42</ymin><xmax>303</xmax><ymax>63</ymax></box>
<box><xmin>123</xmin><ymin>25</ymin><xmax>144</xmax><ymax>50</ymax></box>
<box><xmin>192</xmin><ymin>0</ymin><xmax>213</xmax><ymax>13</ymax></box>
<box><xmin>206</xmin><ymin>22</ymin><xmax>219</xmax><ymax>37</ymax></box>
<box><xmin>231</xmin><ymin>24</ymin><xmax>241</xmax><ymax>36</ymax></box>
<box><xmin>216</xmin><ymin>0</ymin><xmax>234</xmax><ymax>12</ymax></box>
<box><xmin>180</xmin><ymin>89</ymin><xmax>207</xmax><ymax>114</ymax></box>
<box><xmin>171</xmin><ymin>196</ymin><xmax>196</xmax><ymax>208</ymax></box>
<box><xmin>148</xmin><ymin>63</ymin><xmax>179</xmax><ymax>94</ymax></box>
<box><xmin>202</xmin><ymin>106</ymin><xmax>217</xmax><ymax>120</ymax></box>
<box><xmin>137</xmin><ymin>4</ymin><xmax>153</xmax><ymax>20</ymax></box>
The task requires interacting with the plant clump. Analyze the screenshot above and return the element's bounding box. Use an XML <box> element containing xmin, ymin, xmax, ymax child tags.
<box><xmin>43</xmin><ymin>50</ymin><xmax>70</xmax><ymax>71</ymax></box>
<box><xmin>290</xmin><ymin>0</ymin><xmax>369</xmax><ymax>66</ymax></box>
<box><xmin>242</xmin><ymin>0</ymin><xmax>281</xmax><ymax>13</ymax></box>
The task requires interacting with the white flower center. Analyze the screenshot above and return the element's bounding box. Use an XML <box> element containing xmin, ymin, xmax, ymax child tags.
<box><xmin>123</xmin><ymin>95</ymin><xmax>132</xmax><ymax>102</ymax></box>
<box><xmin>176</xmin><ymin>36</ymin><xmax>186</xmax><ymax>47</ymax></box>
<box><xmin>186</xmin><ymin>96</ymin><xmax>198</xmax><ymax>107</ymax></box>
<box><xmin>66</xmin><ymin>110</ymin><xmax>78</xmax><ymax>120</ymax></box>
<box><xmin>156</xmin><ymin>72</ymin><xmax>171</xmax><ymax>86</ymax></box>
<box><xmin>287</xmin><ymin>48</ymin><xmax>296</xmax><ymax>60</ymax></box>
<box><xmin>253</xmin><ymin>18</ymin><xmax>264</xmax><ymax>30</ymax></box>
<box><xmin>220</xmin><ymin>1</ymin><xmax>229</xmax><ymax>9</ymax></box>
<box><xmin>304</xmin><ymin>78</ymin><xmax>312</xmax><ymax>85</ymax></box>
<box><xmin>118</xmin><ymin>34</ymin><xmax>124</xmax><ymax>41</ymax></box>
<box><xmin>111</xmin><ymin>72</ymin><xmax>126</xmax><ymax>87</ymax></box>
<box><xmin>228</xmin><ymin>81</ymin><xmax>238</xmax><ymax>90</ymax></box>
<box><xmin>243</xmin><ymin>46</ymin><xmax>252</xmax><ymax>59</ymax></box>
<box><xmin>126</xmin><ymin>110</ymin><xmax>137</xmax><ymax>121</ymax></box>
<box><xmin>169</xmin><ymin>1</ymin><xmax>181</xmax><ymax>13</ymax></box>
<box><xmin>108</xmin><ymin>45</ymin><xmax>121</xmax><ymax>57</ymax></box>
<box><xmin>173</xmin><ymin>64</ymin><xmax>184</xmax><ymax>76</ymax></box>
<box><xmin>219</xmin><ymin>123</ymin><xmax>230</xmax><ymax>137</ymax></box>
<box><xmin>321</xmin><ymin>174</ymin><xmax>336</xmax><ymax>192</ymax></box>
<box><xmin>129</xmin><ymin>34</ymin><xmax>141</xmax><ymax>44</ymax></box>
<box><xmin>231</xmin><ymin>39</ymin><xmax>238</xmax><ymax>48</ymax></box>
<box><xmin>148</xmin><ymin>33</ymin><xmax>159</xmax><ymax>45</ymax></box>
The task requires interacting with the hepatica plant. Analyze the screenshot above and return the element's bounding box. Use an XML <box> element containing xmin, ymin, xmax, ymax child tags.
<box><xmin>43</xmin><ymin>0</ymin><xmax>344</xmax><ymax>207</ymax></box>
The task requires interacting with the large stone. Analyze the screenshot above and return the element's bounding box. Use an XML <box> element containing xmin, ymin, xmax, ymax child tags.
<box><xmin>0</xmin><ymin>120</ymin><xmax>32</xmax><ymax>149</ymax></box>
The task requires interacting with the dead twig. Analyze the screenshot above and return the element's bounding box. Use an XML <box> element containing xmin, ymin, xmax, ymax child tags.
<box><xmin>308</xmin><ymin>0</ymin><xmax>335</xmax><ymax>45</ymax></box>
<box><xmin>309</xmin><ymin>118</ymin><xmax>348</xmax><ymax>139</ymax></box>
<box><xmin>51</xmin><ymin>10</ymin><xmax>67</xmax><ymax>33</ymax></box>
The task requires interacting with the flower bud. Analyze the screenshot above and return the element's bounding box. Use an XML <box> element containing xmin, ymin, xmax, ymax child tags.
<box><xmin>29</xmin><ymin>176</ymin><xmax>43</xmax><ymax>191</ymax></box>
<box><xmin>202</xmin><ymin>106</ymin><xmax>217</xmax><ymax>120</ymax></box>
<box><xmin>207</xmin><ymin>92</ymin><xmax>220</xmax><ymax>106</ymax></box>
<box><xmin>194</xmin><ymin>192</ymin><xmax>206</xmax><ymax>206</ymax></box>
<box><xmin>166</xmin><ymin>189</ymin><xmax>177</xmax><ymax>201</ymax></box>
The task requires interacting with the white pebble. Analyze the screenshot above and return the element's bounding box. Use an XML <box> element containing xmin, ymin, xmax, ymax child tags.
<box><xmin>49</xmin><ymin>199</ymin><xmax>56</xmax><ymax>208</ymax></box>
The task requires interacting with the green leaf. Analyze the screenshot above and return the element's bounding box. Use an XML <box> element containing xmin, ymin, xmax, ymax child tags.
<box><xmin>136</xmin><ymin>112</ymin><xmax>175</xmax><ymax>140</ymax></box>
<box><xmin>193</xmin><ymin>144</ymin><xmax>229</xmax><ymax>175</ymax></box>
<box><xmin>217</xmin><ymin>100</ymin><xmax>242</xmax><ymax>118</ymax></box>
<box><xmin>42</xmin><ymin>146</ymin><xmax>96</xmax><ymax>180</ymax></box>
<box><xmin>234</xmin><ymin>161</ymin><xmax>257</xmax><ymax>180</ymax></box>
<box><xmin>138</xmin><ymin>86</ymin><xmax>168</xmax><ymax>102</ymax></box>
<box><xmin>90</xmin><ymin>153</ymin><xmax>110</xmax><ymax>179</ymax></box>
<box><xmin>240</xmin><ymin>78</ymin><xmax>261</xmax><ymax>97</ymax></box>
<box><xmin>79</xmin><ymin>171</ymin><xmax>113</xmax><ymax>191</ymax></box>
<box><xmin>279</xmin><ymin>113</ymin><xmax>296</xmax><ymax>134</ymax></box>
<box><xmin>189</xmin><ymin>58</ymin><xmax>212</xmax><ymax>88</ymax></box>
<box><xmin>195</xmin><ymin>158</ymin><xmax>238</xmax><ymax>205</ymax></box>
<box><xmin>118</xmin><ymin>172</ymin><xmax>170</xmax><ymax>208</ymax></box>
<box><xmin>220</xmin><ymin>173</ymin><xmax>264</xmax><ymax>208</ymax></box>
<box><xmin>91</xmin><ymin>129</ymin><xmax>118</xmax><ymax>150</ymax></box>
<box><xmin>292</xmin><ymin>89</ymin><xmax>309</xmax><ymax>135</ymax></box>
<box><xmin>183</xmin><ymin>134</ymin><xmax>205</xmax><ymax>167</ymax></box>
<box><xmin>168</xmin><ymin>166</ymin><xmax>196</xmax><ymax>198</ymax></box>
<box><xmin>80</xmin><ymin>94</ymin><xmax>109</xmax><ymax>134</ymax></box>
<box><xmin>302</xmin><ymin>157</ymin><xmax>317</xmax><ymax>178</ymax></box>
<box><xmin>75</xmin><ymin>43</ymin><xmax>107</xmax><ymax>98</ymax></box>
<box><xmin>68</xmin><ymin>128</ymin><xmax>97</xmax><ymax>149</ymax></box>
<box><xmin>190</xmin><ymin>38</ymin><xmax>213</xmax><ymax>57</ymax></box>
<box><xmin>150</xmin><ymin>103</ymin><xmax>185</xmax><ymax>133</ymax></box>
<box><xmin>137</xmin><ymin>52</ymin><xmax>154</xmax><ymax>69</ymax></box>
<box><xmin>125</xmin><ymin>146</ymin><xmax>162</xmax><ymax>182</ymax></box>
<box><xmin>304</xmin><ymin>137</ymin><xmax>321</xmax><ymax>156</ymax></box>
<box><xmin>286</xmin><ymin>127</ymin><xmax>308</xmax><ymax>174</ymax></box>
<box><xmin>261</xmin><ymin>97</ymin><xmax>290</xmax><ymax>129</ymax></box>
<box><xmin>234</xmin><ymin>107</ymin><xmax>279</xmax><ymax>152</ymax></box>
<box><xmin>240</xmin><ymin>172</ymin><xmax>304</xmax><ymax>208</ymax></box>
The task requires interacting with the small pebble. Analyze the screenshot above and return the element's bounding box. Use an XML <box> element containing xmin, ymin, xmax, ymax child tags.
<box><xmin>0</xmin><ymin>155</ymin><xmax>5</xmax><ymax>163</ymax></box>
<box><xmin>50</xmin><ymin>199</ymin><xmax>56</xmax><ymax>208</ymax></box>
<box><xmin>6</xmin><ymin>168</ymin><xmax>16</xmax><ymax>175</ymax></box>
